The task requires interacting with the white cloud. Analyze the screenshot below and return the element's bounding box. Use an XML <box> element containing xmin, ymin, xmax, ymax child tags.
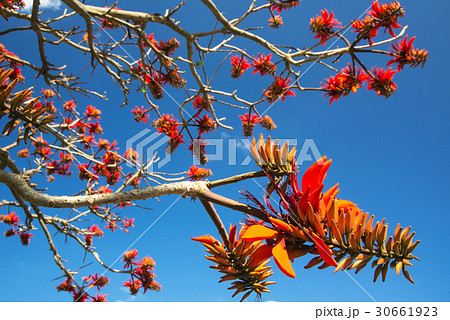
<box><xmin>21</xmin><ymin>0</ymin><xmax>62</xmax><ymax>12</ymax></box>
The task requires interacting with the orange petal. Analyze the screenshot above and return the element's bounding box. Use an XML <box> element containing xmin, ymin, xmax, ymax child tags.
<box><xmin>323</xmin><ymin>183</ymin><xmax>339</xmax><ymax>206</ymax></box>
<box><xmin>317</xmin><ymin>159</ymin><xmax>332</xmax><ymax>186</ymax></box>
<box><xmin>272</xmin><ymin>238</ymin><xmax>296</xmax><ymax>278</ymax></box>
<box><xmin>191</xmin><ymin>235</ymin><xmax>219</xmax><ymax>246</ymax></box>
<box><xmin>301</xmin><ymin>156</ymin><xmax>327</xmax><ymax>192</ymax></box>
<box><xmin>309</xmin><ymin>183</ymin><xmax>324</xmax><ymax>211</ymax></box>
<box><xmin>268</xmin><ymin>217</ymin><xmax>292</xmax><ymax>233</ymax></box>
<box><xmin>241</xmin><ymin>225</ymin><xmax>279</xmax><ymax>241</ymax></box>
<box><xmin>249</xmin><ymin>244</ymin><xmax>273</xmax><ymax>268</ymax></box>
<box><xmin>311</xmin><ymin>233</ymin><xmax>337</xmax><ymax>267</ymax></box>
<box><xmin>299</xmin><ymin>186</ymin><xmax>310</xmax><ymax>213</ymax></box>
<box><xmin>336</xmin><ymin>199</ymin><xmax>357</xmax><ymax>213</ymax></box>
<box><xmin>229</xmin><ymin>224</ymin><xmax>237</xmax><ymax>247</ymax></box>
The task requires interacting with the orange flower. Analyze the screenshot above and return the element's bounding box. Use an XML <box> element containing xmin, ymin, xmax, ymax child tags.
<box><xmin>310</xmin><ymin>9</ymin><xmax>342</xmax><ymax>45</ymax></box>
<box><xmin>239</xmin><ymin>113</ymin><xmax>260</xmax><ymax>137</ymax></box>
<box><xmin>187</xmin><ymin>165</ymin><xmax>212</xmax><ymax>181</ymax></box>
<box><xmin>270</xmin><ymin>0</ymin><xmax>300</xmax><ymax>14</ymax></box>
<box><xmin>230</xmin><ymin>55</ymin><xmax>251</xmax><ymax>79</ymax></box>
<box><xmin>252</xmin><ymin>53</ymin><xmax>276</xmax><ymax>76</ymax></box>
<box><xmin>84</xmin><ymin>105</ymin><xmax>101</xmax><ymax>120</ymax></box>
<box><xmin>387</xmin><ymin>35</ymin><xmax>428</xmax><ymax>70</ymax></box>
<box><xmin>321</xmin><ymin>63</ymin><xmax>368</xmax><ymax>105</ymax></box>
<box><xmin>196</xmin><ymin>114</ymin><xmax>216</xmax><ymax>135</ymax></box>
<box><xmin>268</xmin><ymin>15</ymin><xmax>283</xmax><ymax>29</ymax></box>
<box><xmin>367</xmin><ymin>66</ymin><xmax>397</xmax><ymax>97</ymax></box>
<box><xmin>131</xmin><ymin>106</ymin><xmax>150</xmax><ymax>123</ymax></box>
<box><xmin>263</xmin><ymin>76</ymin><xmax>296</xmax><ymax>103</ymax></box>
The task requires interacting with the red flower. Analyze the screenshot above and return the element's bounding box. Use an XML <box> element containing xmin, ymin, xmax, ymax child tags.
<box><xmin>368</xmin><ymin>0</ymin><xmax>404</xmax><ymax>37</ymax></box>
<box><xmin>259</xmin><ymin>115</ymin><xmax>277</xmax><ymax>131</ymax></box>
<box><xmin>18</xmin><ymin>232</ymin><xmax>33</xmax><ymax>245</ymax></box>
<box><xmin>72</xmin><ymin>290</ymin><xmax>88</xmax><ymax>302</ymax></box>
<box><xmin>252</xmin><ymin>53</ymin><xmax>276</xmax><ymax>76</ymax></box>
<box><xmin>352</xmin><ymin>16</ymin><xmax>379</xmax><ymax>45</ymax></box>
<box><xmin>33</xmin><ymin>137</ymin><xmax>53</xmax><ymax>158</ymax></box>
<box><xmin>42</xmin><ymin>88</ymin><xmax>55</xmax><ymax>99</ymax></box>
<box><xmin>84</xmin><ymin>234</ymin><xmax>93</xmax><ymax>246</ymax></box>
<box><xmin>310</xmin><ymin>9</ymin><xmax>341</xmax><ymax>45</ymax></box>
<box><xmin>270</xmin><ymin>0</ymin><xmax>300</xmax><ymax>14</ymax></box>
<box><xmin>367</xmin><ymin>67</ymin><xmax>397</xmax><ymax>97</ymax></box>
<box><xmin>153</xmin><ymin>115</ymin><xmax>184</xmax><ymax>153</ymax></box>
<box><xmin>4</xmin><ymin>228</ymin><xmax>16</xmax><ymax>237</ymax></box>
<box><xmin>122</xmin><ymin>217</ymin><xmax>135</xmax><ymax>232</ymax></box>
<box><xmin>56</xmin><ymin>278</ymin><xmax>75</xmax><ymax>293</ymax></box>
<box><xmin>196</xmin><ymin>114</ymin><xmax>216</xmax><ymax>135</ymax></box>
<box><xmin>263</xmin><ymin>76</ymin><xmax>296</xmax><ymax>103</ymax></box>
<box><xmin>87</xmin><ymin>121</ymin><xmax>103</xmax><ymax>135</ymax></box>
<box><xmin>77</xmin><ymin>164</ymin><xmax>98</xmax><ymax>181</ymax></box>
<box><xmin>99</xmin><ymin>6</ymin><xmax>121</xmax><ymax>31</ymax></box>
<box><xmin>0</xmin><ymin>212</ymin><xmax>20</xmax><ymax>226</ymax></box>
<box><xmin>387</xmin><ymin>35</ymin><xmax>428</xmax><ymax>70</ymax></box>
<box><xmin>91</xmin><ymin>294</ymin><xmax>108</xmax><ymax>302</ymax></box>
<box><xmin>123</xmin><ymin>279</ymin><xmax>141</xmax><ymax>295</ymax></box>
<box><xmin>239</xmin><ymin>113</ymin><xmax>260</xmax><ymax>137</ymax></box>
<box><xmin>230</xmin><ymin>55</ymin><xmax>251</xmax><ymax>79</ymax></box>
<box><xmin>187</xmin><ymin>165</ymin><xmax>212</xmax><ymax>181</ymax></box>
<box><xmin>145</xmin><ymin>72</ymin><xmax>164</xmax><ymax>100</ymax></box>
<box><xmin>97</xmin><ymin>138</ymin><xmax>117</xmax><ymax>151</ymax></box>
<box><xmin>268</xmin><ymin>15</ymin><xmax>283</xmax><ymax>29</ymax></box>
<box><xmin>139</xmin><ymin>256</ymin><xmax>156</xmax><ymax>270</ymax></box>
<box><xmin>85</xmin><ymin>273</ymin><xmax>109</xmax><ymax>290</ymax></box>
<box><xmin>122</xmin><ymin>249</ymin><xmax>139</xmax><ymax>269</ymax></box>
<box><xmin>17</xmin><ymin>148</ymin><xmax>29</xmax><ymax>158</ymax></box>
<box><xmin>88</xmin><ymin>224</ymin><xmax>104</xmax><ymax>237</ymax></box>
<box><xmin>84</xmin><ymin>105</ymin><xmax>101</xmax><ymax>120</ymax></box>
<box><xmin>131</xmin><ymin>106</ymin><xmax>150</xmax><ymax>123</ymax></box>
<box><xmin>159</xmin><ymin>38</ymin><xmax>180</xmax><ymax>56</ymax></box>
<box><xmin>162</xmin><ymin>67</ymin><xmax>186</xmax><ymax>88</ymax></box>
<box><xmin>124</xmin><ymin>148</ymin><xmax>139</xmax><ymax>161</ymax></box>
<box><xmin>321</xmin><ymin>63</ymin><xmax>369</xmax><ymax>105</ymax></box>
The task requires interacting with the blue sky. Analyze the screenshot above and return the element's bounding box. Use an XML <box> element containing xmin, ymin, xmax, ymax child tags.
<box><xmin>0</xmin><ymin>0</ymin><xmax>449</xmax><ymax>302</ymax></box>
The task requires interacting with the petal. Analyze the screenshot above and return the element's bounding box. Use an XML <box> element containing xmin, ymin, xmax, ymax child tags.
<box><xmin>241</xmin><ymin>225</ymin><xmax>279</xmax><ymax>241</ymax></box>
<box><xmin>301</xmin><ymin>156</ymin><xmax>327</xmax><ymax>192</ymax></box>
<box><xmin>249</xmin><ymin>244</ymin><xmax>274</xmax><ymax>268</ymax></box>
<box><xmin>272</xmin><ymin>238</ymin><xmax>296</xmax><ymax>278</ymax></box>
<box><xmin>268</xmin><ymin>217</ymin><xmax>292</xmax><ymax>233</ymax></box>
<box><xmin>229</xmin><ymin>224</ymin><xmax>237</xmax><ymax>247</ymax></box>
<box><xmin>311</xmin><ymin>233</ymin><xmax>337</xmax><ymax>267</ymax></box>
<box><xmin>191</xmin><ymin>235</ymin><xmax>219</xmax><ymax>246</ymax></box>
<box><xmin>323</xmin><ymin>183</ymin><xmax>339</xmax><ymax>206</ymax></box>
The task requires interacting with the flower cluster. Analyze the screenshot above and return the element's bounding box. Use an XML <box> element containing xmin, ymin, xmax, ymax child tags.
<box><xmin>153</xmin><ymin>114</ymin><xmax>184</xmax><ymax>153</ymax></box>
<box><xmin>122</xmin><ymin>250</ymin><xmax>161</xmax><ymax>295</ymax></box>
<box><xmin>309</xmin><ymin>9</ymin><xmax>341</xmax><ymax>45</ymax></box>
<box><xmin>387</xmin><ymin>35</ymin><xmax>429</xmax><ymax>70</ymax></box>
<box><xmin>230</xmin><ymin>55</ymin><xmax>251</xmax><ymax>79</ymax></box>
<box><xmin>192</xmin><ymin>224</ymin><xmax>276</xmax><ymax>301</ymax></box>
<box><xmin>187</xmin><ymin>165</ymin><xmax>212</xmax><ymax>181</ymax></box>
<box><xmin>239</xmin><ymin>114</ymin><xmax>277</xmax><ymax>137</ymax></box>
<box><xmin>56</xmin><ymin>275</ymin><xmax>109</xmax><ymax>302</ymax></box>
<box><xmin>270</xmin><ymin>0</ymin><xmax>301</xmax><ymax>14</ymax></box>
<box><xmin>352</xmin><ymin>1</ymin><xmax>405</xmax><ymax>45</ymax></box>
<box><xmin>1</xmin><ymin>211</ymin><xmax>33</xmax><ymax>245</ymax></box>
<box><xmin>263</xmin><ymin>76</ymin><xmax>296</xmax><ymax>104</ymax></box>
<box><xmin>231</xmin><ymin>135</ymin><xmax>420</xmax><ymax>286</ymax></box>
<box><xmin>321</xmin><ymin>64</ymin><xmax>369</xmax><ymax>105</ymax></box>
<box><xmin>99</xmin><ymin>6</ymin><xmax>122</xmax><ymax>31</ymax></box>
<box><xmin>252</xmin><ymin>54</ymin><xmax>276</xmax><ymax>76</ymax></box>
<box><xmin>131</xmin><ymin>106</ymin><xmax>150</xmax><ymax>124</ymax></box>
